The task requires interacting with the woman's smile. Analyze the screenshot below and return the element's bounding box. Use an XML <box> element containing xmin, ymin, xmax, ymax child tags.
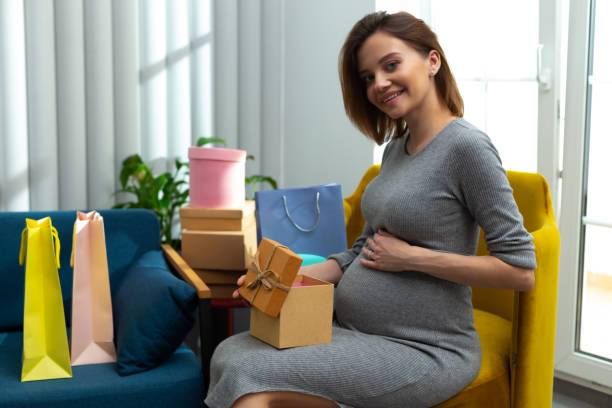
<box><xmin>382</xmin><ymin>90</ymin><xmax>404</xmax><ymax>104</ymax></box>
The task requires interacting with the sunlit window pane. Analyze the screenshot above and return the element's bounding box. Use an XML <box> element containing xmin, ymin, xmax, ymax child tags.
<box><xmin>486</xmin><ymin>81</ymin><xmax>538</xmax><ymax>172</ymax></box>
<box><xmin>591</xmin><ymin>0</ymin><xmax>612</xmax><ymax>79</ymax></box>
<box><xmin>432</xmin><ymin>0</ymin><xmax>537</xmax><ymax>80</ymax></box>
<box><xmin>375</xmin><ymin>0</ymin><xmax>420</xmax><ymax>16</ymax></box>
<box><xmin>457</xmin><ymin>80</ymin><xmax>486</xmax><ymax>131</ymax></box>
<box><xmin>578</xmin><ymin>0</ymin><xmax>612</xmax><ymax>363</ymax></box>
<box><xmin>431</xmin><ymin>0</ymin><xmax>488</xmax><ymax>80</ymax></box>
<box><xmin>373</xmin><ymin>0</ymin><xmax>539</xmax><ymax>172</ymax></box>
<box><xmin>579</xmin><ymin>225</ymin><xmax>612</xmax><ymax>361</ymax></box>
<box><xmin>584</xmin><ymin>83</ymin><xmax>612</xmax><ymax>221</ymax></box>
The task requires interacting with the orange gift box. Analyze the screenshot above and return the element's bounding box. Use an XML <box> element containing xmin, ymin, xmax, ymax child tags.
<box><xmin>238</xmin><ymin>238</ymin><xmax>302</xmax><ymax>318</ymax></box>
<box><xmin>239</xmin><ymin>238</ymin><xmax>334</xmax><ymax>348</ymax></box>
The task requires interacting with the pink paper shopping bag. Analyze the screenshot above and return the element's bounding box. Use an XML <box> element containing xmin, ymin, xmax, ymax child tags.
<box><xmin>70</xmin><ymin>211</ymin><xmax>117</xmax><ymax>366</ymax></box>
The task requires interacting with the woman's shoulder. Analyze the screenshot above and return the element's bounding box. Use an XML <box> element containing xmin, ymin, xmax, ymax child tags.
<box><xmin>448</xmin><ymin>118</ymin><xmax>491</xmax><ymax>144</ymax></box>
<box><xmin>447</xmin><ymin>118</ymin><xmax>498</xmax><ymax>157</ymax></box>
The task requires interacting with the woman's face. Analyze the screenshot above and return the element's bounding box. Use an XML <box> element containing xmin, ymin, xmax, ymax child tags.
<box><xmin>357</xmin><ymin>31</ymin><xmax>439</xmax><ymax>120</ymax></box>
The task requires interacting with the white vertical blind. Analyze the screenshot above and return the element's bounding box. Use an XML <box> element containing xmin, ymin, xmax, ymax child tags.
<box><xmin>166</xmin><ymin>0</ymin><xmax>191</xmax><ymax>165</ymax></box>
<box><xmin>1</xmin><ymin>0</ymin><xmax>213</xmax><ymax>212</ymax></box>
<box><xmin>55</xmin><ymin>0</ymin><xmax>88</xmax><ymax>210</ymax></box>
<box><xmin>112</xmin><ymin>0</ymin><xmax>140</xmax><ymax>193</ymax></box>
<box><xmin>140</xmin><ymin>0</ymin><xmax>168</xmax><ymax>167</ymax></box>
<box><xmin>260</xmin><ymin>0</ymin><xmax>285</xmax><ymax>187</ymax></box>
<box><xmin>24</xmin><ymin>0</ymin><xmax>59</xmax><ymax>211</ymax></box>
<box><xmin>84</xmin><ymin>0</ymin><xmax>116</xmax><ymax>209</ymax></box>
<box><xmin>189</xmin><ymin>0</ymin><xmax>213</xmax><ymax>145</ymax></box>
<box><xmin>213</xmin><ymin>0</ymin><xmax>239</xmax><ymax>148</ymax></box>
<box><xmin>238</xmin><ymin>0</ymin><xmax>262</xmax><ymax>176</ymax></box>
<box><xmin>0</xmin><ymin>0</ymin><xmax>29</xmax><ymax>211</ymax></box>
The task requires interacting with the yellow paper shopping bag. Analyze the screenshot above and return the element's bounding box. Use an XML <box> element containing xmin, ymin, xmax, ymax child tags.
<box><xmin>19</xmin><ymin>217</ymin><xmax>72</xmax><ymax>382</ymax></box>
<box><xmin>70</xmin><ymin>211</ymin><xmax>117</xmax><ymax>366</ymax></box>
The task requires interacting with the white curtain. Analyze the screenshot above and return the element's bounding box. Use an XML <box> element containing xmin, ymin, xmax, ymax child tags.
<box><xmin>0</xmin><ymin>0</ymin><xmax>212</xmax><ymax>211</ymax></box>
<box><xmin>1</xmin><ymin>0</ymin><xmax>374</xmax><ymax>213</ymax></box>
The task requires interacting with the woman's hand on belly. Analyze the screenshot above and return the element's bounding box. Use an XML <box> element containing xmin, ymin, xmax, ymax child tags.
<box><xmin>360</xmin><ymin>230</ymin><xmax>535</xmax><ymax>291</ymax></box>
<box><xmin>360</xmin><ymin>229</ymin><xmax>426</xmax><ymax>272</ymax></box>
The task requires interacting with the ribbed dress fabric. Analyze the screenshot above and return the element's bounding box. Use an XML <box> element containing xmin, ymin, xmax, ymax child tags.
<box><xmin>204</xmin><ymin>118</ymin><xmax>537</xmax><ymax>408</ymax></box>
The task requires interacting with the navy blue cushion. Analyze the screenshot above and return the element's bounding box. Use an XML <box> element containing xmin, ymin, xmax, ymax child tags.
<box><xmin>112</xmin><ymin>250</ymin><xmax>198</xmax><ymax>376</ymax></box>
<box><xmin>0</xmin><ymin>331</ymin><xmax>202</xmax><ymax>408</ymax></box>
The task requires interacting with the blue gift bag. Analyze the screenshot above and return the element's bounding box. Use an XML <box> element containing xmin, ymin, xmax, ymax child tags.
<box><xmin>255</xmin><ymin>184</ymin><xmax>347</xmax><ymax>257</ymax></box>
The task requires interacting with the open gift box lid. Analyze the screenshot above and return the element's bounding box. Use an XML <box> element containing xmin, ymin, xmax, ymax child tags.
<box><xmin>238</xmin><ymin>238</ymin><xmax>303</xmax><ymax>317</ymax></box>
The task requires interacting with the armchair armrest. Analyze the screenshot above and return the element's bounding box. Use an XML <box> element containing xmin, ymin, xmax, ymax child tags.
<box><xmin>162</xmin><ymin>244</ymin><xmax>211</xmax><ymax>298</ymax></box>
<box><xmin>162</xmin><ymin>244</ymin><xmax>214</xmax><ymax>388</ymax></box>
<box><xmin>512</xmin><ymin>221</ymin><xmax>560</xmax><ymax>408</ymax></box>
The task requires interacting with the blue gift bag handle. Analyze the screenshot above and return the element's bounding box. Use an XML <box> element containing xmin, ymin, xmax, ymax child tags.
<box><xmin>282</xmin><ymin>191</ymin><xmax>320</xmax><ymax>232</ymax></box>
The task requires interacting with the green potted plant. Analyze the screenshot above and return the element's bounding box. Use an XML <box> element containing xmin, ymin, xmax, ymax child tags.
<box><xmin>113</xmin><ymin>137</ymin><xmax>277</xmax><ymax>248</ymax></box>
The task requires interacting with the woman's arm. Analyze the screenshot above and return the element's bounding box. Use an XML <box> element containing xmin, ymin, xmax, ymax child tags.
<box><xmin>360</xmin><ymin>229</ymin><xmax>534</xmax><ymax>291</ymax></box>
<box><xmin>299</xmin><ymin>259</ymin><xmax>343</xmax><ymax>285</ymax></box>
<box><xmin>232</xmin><ymin>259</ymin><xmax>344</xmax><ymax>299</ymax></box>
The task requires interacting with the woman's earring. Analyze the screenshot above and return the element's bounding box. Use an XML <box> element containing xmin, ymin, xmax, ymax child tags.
<box><xmin>430</xmin><ymin>70</ymin><xmax>436</xmax><ymax>77</ymax></box>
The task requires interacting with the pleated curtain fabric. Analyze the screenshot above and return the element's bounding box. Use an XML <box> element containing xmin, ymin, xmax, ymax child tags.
<box><xmin>0</xmin><ymin>0</ymin><xmax>213</xmax><ymax>212</ymax></box>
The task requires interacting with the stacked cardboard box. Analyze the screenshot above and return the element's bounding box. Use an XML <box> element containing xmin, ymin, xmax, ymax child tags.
<box><xmin>180</xmin><ymin>201</ymin><xmax>257</xmax><ymax>297</ymax></box>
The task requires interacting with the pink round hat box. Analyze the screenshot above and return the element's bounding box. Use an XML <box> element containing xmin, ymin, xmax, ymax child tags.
<box><xmin>188</xmin><ymin>146</ymin><xmax>247</xmax><ymax>208</ymax></box>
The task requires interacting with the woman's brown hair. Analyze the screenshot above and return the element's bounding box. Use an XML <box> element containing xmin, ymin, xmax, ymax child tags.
<box><xmin>339</xmin><ymin>11</ymin><xmax>463</xmax><ymax>144</ymax></box>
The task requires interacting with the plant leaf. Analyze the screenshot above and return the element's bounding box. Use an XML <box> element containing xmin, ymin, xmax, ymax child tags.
<box><xmin>119</xmin><ymin>154</ymin><xmax>145</xmax><ymax>188</ymax></box>
<box><xmin>246</xmin><ymin>175</ymin><xmax>278</xmax><ymax>190</ymax></box>
<box><xmin>196</xmin><ymin>137</ymin><xmax>227</xmax><ymax>147</ymax></box>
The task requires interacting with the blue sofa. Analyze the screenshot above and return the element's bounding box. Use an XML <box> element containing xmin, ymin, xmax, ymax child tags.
<box><xmin>0</xmin><ymin>209</ymin><xmax>203</xmax><ymax>408</ymax></box>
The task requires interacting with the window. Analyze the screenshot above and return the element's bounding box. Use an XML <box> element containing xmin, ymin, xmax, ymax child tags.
<box><xmin>374</xmin><ymin>0</ymin><xmax>558</xmax><ymax>191</ymax></box>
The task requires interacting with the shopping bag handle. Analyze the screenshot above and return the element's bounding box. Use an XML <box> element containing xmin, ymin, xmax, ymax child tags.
<box><xmin>70</xmin><ymin>223</ymin><xmax>76</xmax><ymax>267</ymax></box>
<box><xmin>282</xmin><ymin>191</ymin><xmax>320</xmax><ymax>232</ymax></box>
<box><xmin>19</xmin><ymin>225</ymin><xmax>61</xmax><ymax>269</ymax></box>
<box><xmin>19</xmin><ymin>227</ymin><xmax>27</xmax><ymax>266</ymax></box>
<box><xmin>51</xmin><ymin>226</ymin><xmax>61</xmax><ymax>269</ymax></box>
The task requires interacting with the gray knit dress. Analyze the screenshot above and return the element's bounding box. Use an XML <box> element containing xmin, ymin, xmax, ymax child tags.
<box><xmin>204</xmin><ymin>118</ymin><xmax>537</xmax><ymax>408</ymax></box>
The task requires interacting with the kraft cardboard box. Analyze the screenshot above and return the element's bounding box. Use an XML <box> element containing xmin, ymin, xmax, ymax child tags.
<box><xmin>249</xmin><ymin>275</ymin><xmax>334</xmax><ymax>349</ymax></box>
<box><xmin>181</xmin><ymin>222</ymin><xmax>257</xmax><ymax>270</ymax></box>
<box><xmin>180</xmin><ymin>201</ymin><xmax>255</xmax><ymax>231</ymax></box>
<box><xmin>238</xmin><ymin>238</ymin><xmax>302</xmax><ymax>317</ymax></box>
<box><xmin>207</xmin><ymin>284</ymin><xmax>239</xmax><ymax>299</ymax></box>
<box><xmin>194</xmin><ymin>269</ymin><xmax>245</xmax><ymax>285</ymax></box>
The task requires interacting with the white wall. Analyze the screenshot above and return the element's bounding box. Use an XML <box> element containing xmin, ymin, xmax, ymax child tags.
<box><xmin>215</xmin><ymin>0</ymin><xmax>376</xmax><ymax>197</ymax></box>
<box><xmin>282</xmin><ymin>0</ymin><xmax>375</xmax><ymax>194</ymax></box>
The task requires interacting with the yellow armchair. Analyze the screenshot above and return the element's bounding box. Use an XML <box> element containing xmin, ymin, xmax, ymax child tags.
<box><xmin>343</xmin><ymin>165</ymin><xmax>560</xmax><ymax>408</ymax></box>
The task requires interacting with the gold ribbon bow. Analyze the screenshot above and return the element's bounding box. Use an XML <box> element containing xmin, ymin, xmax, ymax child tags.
<box><xmin>246</xmin><ymin>244</ymin><xmax>291</xmax><ymax>304</ymax></box>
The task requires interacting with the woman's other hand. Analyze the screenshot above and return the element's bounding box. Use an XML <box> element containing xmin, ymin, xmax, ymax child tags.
<box><xmin>232</xmin><ymin>274</ymin><xmax>247</xmax><ymax>299</ymax></box>
<box><xmin>360</xmin><ymin>229</ymin><xmax>425</xmax><ymax>272</ymax></box>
